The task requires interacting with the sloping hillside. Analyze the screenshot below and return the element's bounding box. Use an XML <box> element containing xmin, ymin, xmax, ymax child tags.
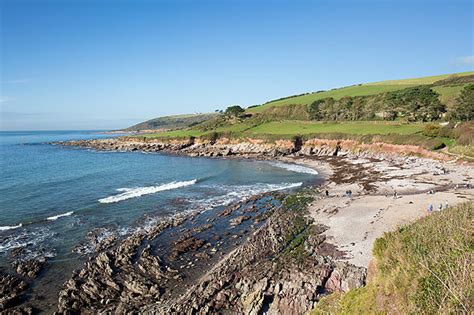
<box><xmin>125</xmin><ymin>113</ymin><xmax>219</xmax><ymax>131</ymax></box>
<box><xmin>248</xmin><ymin>71</ymin><xmax>474</xmax><ymax>113</ymax></box>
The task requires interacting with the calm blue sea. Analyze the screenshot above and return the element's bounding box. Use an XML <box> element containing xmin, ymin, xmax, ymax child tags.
<box><xmin>0</xmin><ymin>130</ymin><xmax>320</xmax><ymax>261</ymax></box>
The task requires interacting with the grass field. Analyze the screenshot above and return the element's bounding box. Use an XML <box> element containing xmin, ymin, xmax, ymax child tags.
<box><xmin>248</xmin><ymin>71</ymin><xmax>474</xmax><ymax>113</ymax></box>
<box><xmin>140</xmin><ymin>121</ymin><xmax>426</xmax><ymax>139</ymax></box>
<box><xmin>367</xmin><ymin>71</ymin><xmax>473</xmax><ymax>85</ymax></box>
<box><xmin>432</xmin><ymin>84</ymin><xmax>467</xmax><ymax>106</ymax></box>
<box><xmin>247</xmin><ymin>121</ymin><xmax>425</xmax><ymax>135</ymax></box>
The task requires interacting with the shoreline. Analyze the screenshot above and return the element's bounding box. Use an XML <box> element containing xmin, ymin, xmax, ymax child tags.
<box><xmin>2</xmin><ymin>137</ymin><xmax>473</xmax><ymax>313</ymax></box>
<box><xmin>55</xmin><ymin>137</ymin><xmax>474</xmax><ymax>268</ymax></box>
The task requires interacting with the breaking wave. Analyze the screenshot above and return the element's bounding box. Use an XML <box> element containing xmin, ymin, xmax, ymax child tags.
<box><xmin>269</xmin><ymin>161</ymin><xmax>319</xmax><ymax>175</ymax></box>
<box><xmin>0</xmin><ymin>223</ymin><xmax>22</xmax><ymax>232</ymax></box>
<box><xmin>0</xmin><ymin>227</ymin><xmax>53</xmax><ymax>253</ymax></box>
<box><xmin>47</xmin><ymin>211</ymin><xmax>74</xmax><ymax>221</ymax></box>
<box><xmin>194</xmin><ymin>182</ymin><xmax>303</xmax><ymax>210</ymax></box>
<box><xmin>99</xmin><ymin>179</ymin><xmax>198</xmax><ymax>204</ymax></box>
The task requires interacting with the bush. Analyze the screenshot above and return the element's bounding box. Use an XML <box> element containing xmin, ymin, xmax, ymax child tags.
<box><xmin>422</xmin><ymin>123</ymin><xmax>441</xmax><ymax>137</ymax></box>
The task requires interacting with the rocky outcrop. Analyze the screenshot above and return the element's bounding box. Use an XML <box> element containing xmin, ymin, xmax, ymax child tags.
<box><xmin>9</xmin><ymin>247</ymin><xmax>51</xmax><ymax>279</ymax></box>
<box><xmin>54</xmin><ymin>192</ymin><xmax>367</xmax><ymax>314</ymax></box>
<box><xmin>54</xmin><ymin>137</ymin><xmax>343</xmax><ymax>158</ymax></box>
<box><xmin>57</xmin><ymin>216</ymin><xmax>185</xmax><ymax>313</ymax></box>
<box><xmin>324</xmin><ymin>261</ymin><xmax>367</xmax><ymax>293</ymax></box>
<box><xmin>0</xmin><ymin>272</ymin><xmax>29</xmax><ymax>313</ymax></box>
<box><xmin>150</xmin><ymin>196</ymin><xmax>366</xmax><ymax>314</ymax></box>
<box><xmin>55</xmin><ymin>136</ymin><xmax>452</xmax><ymax>161</ymax></box>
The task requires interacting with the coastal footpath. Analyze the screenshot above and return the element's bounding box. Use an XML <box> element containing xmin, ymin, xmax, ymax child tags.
<box><xmin>2</xmin><ymin>136</ymin><xmax>472</xmax><ymax>313</ymax></box>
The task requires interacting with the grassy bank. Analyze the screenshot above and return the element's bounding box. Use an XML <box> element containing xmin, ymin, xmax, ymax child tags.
<box><xmin>313</xmin><ymin>202</ymin><xmax>473</xmax><ymax>314</ymax></box>
<box><xmin>141</xmin><ymin>121</ymin><xmax>425</xmax><ymax>137</ymax></box>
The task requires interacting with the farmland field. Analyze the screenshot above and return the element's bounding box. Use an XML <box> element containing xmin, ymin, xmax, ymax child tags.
<box><xmin>248</xmin><ymin>71</ymin><xmax>474</xmax><ymax>113</ymax></box>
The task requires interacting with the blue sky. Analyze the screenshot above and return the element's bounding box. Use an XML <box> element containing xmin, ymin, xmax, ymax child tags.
<box><xmin>1</xmin><ymin>0</ymin><xmax>473</xmax><ymax>130</ymax></box>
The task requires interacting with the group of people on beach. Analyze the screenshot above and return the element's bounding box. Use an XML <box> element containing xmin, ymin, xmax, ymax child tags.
<box><xmin>427</xmin><ymin>200</ymin><xmax>449</xmax><ymax>214</ymax></box>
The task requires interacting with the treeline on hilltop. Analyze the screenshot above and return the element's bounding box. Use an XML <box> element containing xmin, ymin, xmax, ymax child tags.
<box><xmin>259</xmin><ymin>84</ymin><xmax>473</xmax><ymax>122</ymax></box>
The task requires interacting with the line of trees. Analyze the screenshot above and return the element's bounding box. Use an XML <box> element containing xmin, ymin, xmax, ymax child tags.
<box><xmin>307</xmin><ymin>86</ymin><xmax>449</xmax><ymax>122</ymax></box>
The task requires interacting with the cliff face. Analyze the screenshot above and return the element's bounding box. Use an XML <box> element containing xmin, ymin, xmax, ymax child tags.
<box><xmin>57</xmin><ymin>136</ymin><xmax>450</xmax><ymax>161</ymax></box>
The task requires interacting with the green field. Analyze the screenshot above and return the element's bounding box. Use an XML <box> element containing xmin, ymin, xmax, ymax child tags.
<box><xmin>367</xmin><ymin>71</ymin><xmax>474</xmax><ymax>85</ymax></box>
<box><xmin>248</xmin><ymin>71</ymin><xmax>474</xmax><ymax>113</ymax></box>
<box><xmin>247</xmin><ymin>121</ymin><xmax>425</xmax><ymax>135</ymax></box>
<box><xmin>432</xmin><ymin>84</ymin><xmax>468</xmax><ymax>106</ymax></box>
<box><xmin>140</xmin><ymin>121</ymin><xmax>425</xmax><ymax>139</ymax></box>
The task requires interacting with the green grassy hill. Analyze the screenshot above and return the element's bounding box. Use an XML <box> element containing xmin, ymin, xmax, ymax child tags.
<box><xmin>125</xmin><ymin>113</ymin><xmax>219</xmax><ymax>131</ymax></box>
<box><xmin>132</xmin><ymin>72</ymin><xmax>474</xmax><ymax>157</ymax></box>
<box><xmin>248</xmin><ymin>71</ymin><xmax>474</xmax><ymax>113</ymax></box>
<box><xmin>313</xmin><ymin>202</ymin><xmax>473</xmax><ymax>314</ymax></box>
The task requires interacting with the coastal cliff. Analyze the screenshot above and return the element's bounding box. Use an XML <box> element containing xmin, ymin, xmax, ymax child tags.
<box><xmin>57</xmin><ymin>135</ymin><xmax>450</xmax><ymax>161</ymax></box>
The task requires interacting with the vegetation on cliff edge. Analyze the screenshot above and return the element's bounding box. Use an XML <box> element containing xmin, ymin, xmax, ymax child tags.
<box><xmin>313</xmin><ymin>202</ymin><xmax>473</xmax><ymax>314</ymax></box>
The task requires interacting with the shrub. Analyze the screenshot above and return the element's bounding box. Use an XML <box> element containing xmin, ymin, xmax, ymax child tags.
<box><xmin>422</xmin><ymin>123</ymin><xmax>441</xmax><ymax>137</ymax></box>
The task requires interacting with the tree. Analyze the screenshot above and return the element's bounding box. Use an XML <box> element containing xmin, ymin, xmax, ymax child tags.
<box><xmin>385</xmin><ymin>86</ymin><xmax>445</xmax><ymax>122</ymax></box>
<box><xmin>225</xmin><ymin>105</ymin><xmax>245</xmax><ymax>117</ymax></box>
<box><xmin>308</xmin><ymin>99</ymin><xmax>325</xmax><ymax>120</ymax></box>
<box><xmin>450</xmin><ymin>84</ymin><xmax>474</xmax><ymax>121</ymax></box>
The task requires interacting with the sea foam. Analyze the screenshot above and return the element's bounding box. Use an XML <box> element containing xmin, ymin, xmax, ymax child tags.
<box><xmin>47</xmin><ymin>211</ymin><xmax>74</xmax><ymax>221</ymax></box>
<box><xmin>99</xmin><ymin>179</ymin><xmax>198</xmax><ymax>204</ymax></box>
<box><xmin>194</xmin><ymin>182</ymin><xmax>303</xmax><ymax>210</ymax></box>
<box><xmin>0</xmin><ymin>223</ymin><xmax>22</xmax><ymax>232</ymax></box>
<box><xmin>269</xmin><ymin>161</ymin><xmax>319</xmax><ymax>175</ymax></box>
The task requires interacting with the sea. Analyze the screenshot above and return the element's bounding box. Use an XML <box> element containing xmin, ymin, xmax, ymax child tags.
<box><xmin>0</xmin><ymin>131</ymin><xmax>321</xmax><ymax>274</ymax></box>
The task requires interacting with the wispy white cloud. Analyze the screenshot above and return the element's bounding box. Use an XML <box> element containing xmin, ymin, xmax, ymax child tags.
<box><xmin>454</xmin><ymin>56</ymin><xmax>474</xmax><ymax>66</ymax></box>
<box><xmin>1</xmin><ymin>78</ymin><xmax>30</xmax><ymax>84</ymax></box>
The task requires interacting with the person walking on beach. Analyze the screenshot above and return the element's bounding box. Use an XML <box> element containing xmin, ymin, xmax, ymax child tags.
<box><xmin>445</xmin><ymin>200</ymin><xmax>449</xmax><ymax>209</ymax></box>
<box><xmin>325</xmin><ymin>190</ymin><xmax>329</xmax><ymax>197</ymax></box>
<box><xmin>428</xmin><ymin>203</ymin><xmax>433</xmax><ymax>214</ymax></box>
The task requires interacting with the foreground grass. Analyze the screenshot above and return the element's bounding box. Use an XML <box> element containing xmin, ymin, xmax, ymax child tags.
<box><xmin>313</xmin><ymin>202</ymin><xmax>473</xmax><ymax>314</ymax></box>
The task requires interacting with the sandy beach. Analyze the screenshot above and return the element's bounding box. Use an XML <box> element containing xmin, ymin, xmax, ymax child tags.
<box><xmin>293</xmin><ymin>154</ymin><xmax>473</xmax><ymax>268</ymax></box>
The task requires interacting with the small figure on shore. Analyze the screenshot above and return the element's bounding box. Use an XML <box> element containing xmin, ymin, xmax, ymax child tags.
<box><xmin>438</xmin><ymin>203</ymin><xmax>443</xmax><ymax>211</ymax></box>
<box><xmin>428</xmin><ymin>203</ymin><xmax>433</xmax><ymax>214</ymax></box>
<box><xmin>393</xmin><ymin>191</ymin><xmax>398</xmax><ymax>199</ymax></box>
<box><xmin>325</xmin><ymin>190</ymin><xmax>329</xmax><ymax>197</ymax></box>
<box><xmin>348</xmin><ymin>190</ymin><xmax>352</xmax><ymax>197</ymax></box>
<box><xmin>445</xmin><ymin>200</ymin><xmax>449</xmax><ymax>209</ymax></box>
